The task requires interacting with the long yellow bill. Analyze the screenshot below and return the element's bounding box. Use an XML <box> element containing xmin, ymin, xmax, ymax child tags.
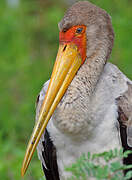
<box><xmin>21</xmin><ymin>43</ymin><xmax>82</xmax><ymax>176</ymax></box>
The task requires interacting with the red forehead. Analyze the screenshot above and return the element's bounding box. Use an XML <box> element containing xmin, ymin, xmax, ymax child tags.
<box><xmin>59</xmin><ymin>25</ymin><xmax>87</xmax><ymax>64</ymax></box>
<box><xmin>59</xmin><ymin>25</ymin><xmax>86</xmax><ymax>42</ymax></box>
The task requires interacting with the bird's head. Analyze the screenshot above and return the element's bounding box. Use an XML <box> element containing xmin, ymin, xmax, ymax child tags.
<box><xmin>59</xmin><ymin>1</ymin><xmax>114</xmax><ymax>61</ymax></box>
<box><xmin>21</xmin><ymin>1</ymin><xmax>114</xmax><ymax>176</ymax></box>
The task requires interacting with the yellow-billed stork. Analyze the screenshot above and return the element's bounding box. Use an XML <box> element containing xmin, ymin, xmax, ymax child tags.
<box><xmin>21</xmin><ymin>1</ymin><xmax>132</xmax><ymax>179</ymax></box>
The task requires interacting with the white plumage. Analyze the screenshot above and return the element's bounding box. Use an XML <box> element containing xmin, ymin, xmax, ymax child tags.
<box><xmin>37</xmin><ymin>62</ymin><xmax>132</xmax><ymax>179</ymax></box>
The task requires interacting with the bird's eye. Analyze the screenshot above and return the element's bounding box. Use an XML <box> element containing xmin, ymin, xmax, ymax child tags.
<box><xmin>76</xmin><ymin>27</ymin><xmax>83</xmax><ymax>34</ymax></box>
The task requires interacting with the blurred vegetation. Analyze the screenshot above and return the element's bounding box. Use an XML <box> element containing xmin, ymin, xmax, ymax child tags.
<box><xmin>66</xmin><ymin>149</ymin><xmax>132</xmax><ymax>180</ymax></box>
<box><xmin>0</xmin><ymin>0</ymin><xmax>131</xmax><ymax>179</ymax></box>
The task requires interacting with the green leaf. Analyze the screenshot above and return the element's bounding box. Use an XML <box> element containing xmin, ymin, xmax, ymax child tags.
<box><xmin>123</xmin><ymin>150</ymin><xmax>132</xmax><ymax>158</ymax></box>
<box><xmin>110</xmin><ymin>161</ymin><xmax>123</xmax><ymax>172</ymax></box>
<box><xmin>124</xmin><ymin>171</ymin><xmax>132</xmax><ymax>180</ymax></box>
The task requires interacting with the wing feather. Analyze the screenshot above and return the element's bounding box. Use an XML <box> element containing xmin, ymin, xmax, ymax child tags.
<box><xmin>117</xmin><ymin>82</ymin><xmax>132</xmax><ymax>176</ymax></box>
<box><xmin>117</xmin><ymin>82</ymin><xmax>132</xmax><ymax>147</ymax></box>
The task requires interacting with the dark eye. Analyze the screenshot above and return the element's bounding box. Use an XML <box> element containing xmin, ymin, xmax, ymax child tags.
<box><xmin>76</xmin><ymin>27</ymin><xmax>83</xmax><ymax>34</ymax></box>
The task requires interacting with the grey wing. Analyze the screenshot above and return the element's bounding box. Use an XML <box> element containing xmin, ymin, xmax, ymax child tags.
<box><xmin>117</xmin><ymin>82</ymin><xmax>132</xmax><ymax>147</ymax></box>
<box><xmin>36</xmin><ymin>80</ymin><xmax>60</xmax><ymax>180</ymax></box>
<box><xmin>117</xmin><ymin>82</ymin><xmax>132</xmax><ymax>176</ymax></box>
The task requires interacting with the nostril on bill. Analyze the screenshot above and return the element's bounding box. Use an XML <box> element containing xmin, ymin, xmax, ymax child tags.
<box><xmin>63</xmin><ymin>45</ymin><xmax>67</xmax><ymax>52</ymax></box>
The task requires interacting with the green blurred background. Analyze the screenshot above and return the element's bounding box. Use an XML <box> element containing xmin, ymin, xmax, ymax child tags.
<box><xmin>0</xmin><ymin>0</ymin><xmax>131</xmax><ymax>179</ymax></box>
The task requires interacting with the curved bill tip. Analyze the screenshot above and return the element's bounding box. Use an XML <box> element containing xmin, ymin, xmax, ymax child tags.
<box><xmin>21</xmin><ymin>156</ymin><xmax>29</xmax><ymax>177</ymax></box>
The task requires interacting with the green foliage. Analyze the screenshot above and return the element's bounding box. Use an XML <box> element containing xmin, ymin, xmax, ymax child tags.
<box><xmin>66</xmin><ymin>149</ymin><xmax>132</xmax><ymax>180</ymax></box>
<box><xmin>0</xmin><ymin>0</ymin><xmax>132</xmax><ymax>179</ymax></box>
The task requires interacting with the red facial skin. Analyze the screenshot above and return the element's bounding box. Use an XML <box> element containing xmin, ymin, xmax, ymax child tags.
<box><xmin>59</xmin><ymin>25</ymin><xmax>87</xmax><ymax>64</ymax></box>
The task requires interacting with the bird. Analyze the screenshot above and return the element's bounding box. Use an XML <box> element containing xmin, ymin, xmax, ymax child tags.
<box><xmin>21</xmin><ymin>1</ymin><xmax>132</xmax><ymax>180</ymax></box>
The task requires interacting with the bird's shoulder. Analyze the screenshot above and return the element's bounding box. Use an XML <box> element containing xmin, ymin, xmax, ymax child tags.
<box><xmin>103</xmin><ymin>62</ymin><xmax>130</xmax><ymax>86</ymax></box>
<box><xmin>97</xmin><ymin>62</ymin><xmax>131</xmax><ymax>99</ymax></box>
<box><xmin>102</xmin><ymin>63</ymin><xmax>132</xmax><ymax>171</ymax></box>
<box><xmin>103</xmin><ymin>63</ymin><xmax>132</xmax><ymax>147</ymax></box>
